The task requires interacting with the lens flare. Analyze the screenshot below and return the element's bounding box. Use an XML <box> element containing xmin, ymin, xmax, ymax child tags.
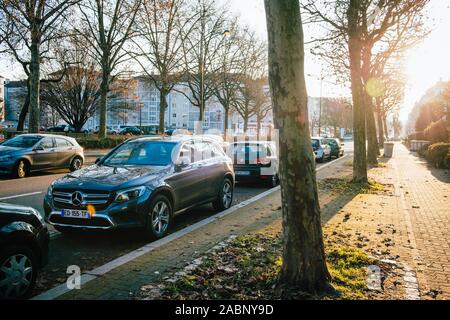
<box><xmin>87</xmin><ymin>204</ymin><xmax>96</xmax><ymax>217</ymax></box>
<box><xmin>366</xmin><ymin>77</ymin><xmax>385</xmax><ymax>98</ymax></box>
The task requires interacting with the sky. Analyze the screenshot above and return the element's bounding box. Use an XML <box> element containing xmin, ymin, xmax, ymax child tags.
<box><xmin>226</xmin><ymin>0</ymin><xmax>450</xmax><ymax>122</ymax></box>
<box><xmin>2</xmin><ymin>0</ymin><xmax>450</xmax><ymax>123</ymax></box>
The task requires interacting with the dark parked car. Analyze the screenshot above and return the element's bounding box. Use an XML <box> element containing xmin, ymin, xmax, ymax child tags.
<box><xmin>47</xmin><ymin>124</ymin><xmax>87</xmax><ymax>133</ymax></box>
<box><xmin>0</xmin><ymin>134</ymin><xmax>84</xmax><ymax>178</ymax></box>
<box><xmin>230</xmin><ymin>141</ymin><xmax>279</xmax><ymax>187</ymax></box>
<box><xmin>326</xmin><ymin>138</ymin><xmax>344</xmax><ymax>158</ymax></box>
<box><xmin>120</xmin><ymin>127</ymin><xmax>142</xmax><ymax>136</ymax></box>
<box><xmin>0</xmin><ymin>203</ymin><xmax>49</xmax><ymax>299</ymax></box>
<box><xmin>43</xmin><ymin>136</ymin><xmax>234</xmax><ymax>239</ymax></box>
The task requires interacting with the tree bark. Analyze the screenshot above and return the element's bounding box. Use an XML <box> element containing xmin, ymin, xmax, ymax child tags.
<box><xmin>17</xmin><ymin>81</ymin><xmax>30</xmax><ymax>132</ymax></box>
<box><xmin>375</xmin><ymin>99</ymin><xmax>385</xmax><ymax>146</ymax></box>
<box><xmin>243</xmin><ymin>115</ymin><xmax>248</xmax><ymax>133</ymax></box>
<box><xmin>28</xmin><ymin>28</ymin><xmax>41</xmax><ymax>133</ymax></box>
<box><xmin>348</xmin><ymin>0</ymin><xmax>368</xmax><ymax>183</ymax></box>
<box><xmin>98</xmin><ymin>57</ymin><xmax>110</xmax><ymax>139</ymax></box>
<box><xmin>382</xmin><ymin>113</ymin><xmax>389</xmax><ymax>138</ymax></box>
<box><xmin>159</xmin><ymin>88</ymin><xmax>168</xmax><ymax>134</ymax></box>
<box><xmin>264</xmin><ymin>0</ymin><xmax>331</xmax><ymax>295</ymax></box>
<box><xmin>223</xmin><ymin>107</ymin><xmax>229</xmax><ymax>140</ymax></box>
<box><xmin>365</xmin><ymin>93</ymin><xmax>379</xmax><ymax>163</ymax></box>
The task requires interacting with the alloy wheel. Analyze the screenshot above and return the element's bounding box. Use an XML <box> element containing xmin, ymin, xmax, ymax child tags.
<box><xmin>222</xmin><ymin>181</ymin><xmax>233</xmax><ymax>208</ymax></box>
<box><xmin>17</xmin><ymin>161</ymin><xmax>26</xmax><ymax>178</ymax></box>
<box><xmin>151</xmin><ymin>201</ymin><xmax>170</xmax><ymax>235</ymax></box>
<box><xmin>0</xmin><ymin>254</ymin><xmax>33</xmax><ymax>299</ymax></box>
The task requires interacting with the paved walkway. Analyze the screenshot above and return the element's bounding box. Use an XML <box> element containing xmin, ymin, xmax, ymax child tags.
<box><xmin>323</xmin><ymin>142</ymin><xmax>449</xmax><ymax>299</ymax></box>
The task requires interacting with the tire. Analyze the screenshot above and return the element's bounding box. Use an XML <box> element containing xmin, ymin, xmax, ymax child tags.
<box><xmin>266</xmin><ymin>174</ymin><xmax>279</xmax><ymax>188</ymax></box>
<box><xmin>145</xmin><ymin>194</ymin><xmax>172</xmax><ymax>240</ymax></box>
<box><xmin>318</xmin><ymin>154</ymin><xmax>325</xmax><ymax>163</ymax></box>
<box><xmin>13</xmin><ymin>160</ymin><xmax>29</xmax><ymax>178</ymax></box>
<box><xmin>0</xmin><ymin>246</ymin><xmax>38</xmax><ymax>300</ymax></box>
<box><xmin>69</xmin><ymin>157</ymin><xmax>83</xmax><ymax>172</ymax></box>
<box><xmin>213</xmin><ymin>178</ymin><xmax>234</xmax><ymax>211</ymax></box>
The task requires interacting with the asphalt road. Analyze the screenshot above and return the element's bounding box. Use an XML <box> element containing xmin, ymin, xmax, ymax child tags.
<box><xmin>0</xmin><ymin>141</ymin><xmax>354</xmax><ymax>297</ymax></box>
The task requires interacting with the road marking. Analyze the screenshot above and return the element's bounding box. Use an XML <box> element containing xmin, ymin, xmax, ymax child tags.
<box><xmin>32</xmin><ymin>154</ymin><xmax>351</xmax><ymax>300</ymax></box>
<box><xmin>0</xmin><ymin>191</ymin><xmax>43</xmax><ymax>201</ymax></box>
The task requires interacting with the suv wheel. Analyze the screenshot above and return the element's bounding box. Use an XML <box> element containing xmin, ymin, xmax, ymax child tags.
<box><xmin>213</xmin><ymin>178</ymin><xmax>233</xmax><ymax>211</ymax></box>
<box><xmin>13</xmin><ymin>160</ymin><xmax>29</xmax><ymax>178</ymax></box>
<box><xmin>146</xmin><ymin>195</ymin><xmax>172</xmax><ymax>239</ymax></box>
<box><xmin>69</xmin><ymin>157</ymin><xmax>83</xmax><ymax>172</ymax></box>
<box><xmin>0</xmin><ymin>246</ymin><xmax>37</xmax><ymax>300</ymax></box>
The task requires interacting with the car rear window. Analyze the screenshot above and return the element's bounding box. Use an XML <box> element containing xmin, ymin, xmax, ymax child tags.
<box><xmin>232</xmin><ymin>143</ymin><xmax>269</xmax><ymax>161</ymax></box>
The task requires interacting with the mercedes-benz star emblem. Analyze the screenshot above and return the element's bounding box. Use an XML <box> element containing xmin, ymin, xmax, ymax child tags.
<box><xmin>71</xmin><ymin>191</ymin><xmax>84</xmax><ymax>206</ymax></box>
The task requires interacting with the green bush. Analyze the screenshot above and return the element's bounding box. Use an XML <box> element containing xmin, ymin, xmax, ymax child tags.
<box><xmin>408</xmin><ymin>131</ymin><xmax>425</xmax><ymax>141</ymax></box>
<box><xmin>426</xmin><ymin>143</ymin><xmax>450</xmax><ymax>169</ymax></box>
<box><xmin>424</xmin><ymin>119</ymin><xmax>449</xmax><ymax>143</ymax></box>
<box><xmin>76</xmin><ymin>137</ymin><xmax>127</xmax><ymax>149</ymax></box>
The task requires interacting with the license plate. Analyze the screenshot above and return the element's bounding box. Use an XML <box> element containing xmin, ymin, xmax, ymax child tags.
<box><xmin>61</xmin><ymin>209</ymin><xmax>91</xmax><ymax>219</ymax></box>
<box><xmin>236</xmin><ymin>171</ymin><xmax>251</xmax><ymax>176</ymax></box>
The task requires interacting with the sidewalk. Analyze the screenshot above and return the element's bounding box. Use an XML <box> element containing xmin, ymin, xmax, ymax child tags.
<box><xmin>322</xmin><ymin>142</ymin><xmax>450</xmax><ymax>299</ymax></box>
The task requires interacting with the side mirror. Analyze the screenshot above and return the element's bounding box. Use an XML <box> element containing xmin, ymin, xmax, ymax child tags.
<box><xmin>33</xmin><ymin>146</ymin><xmax>44</xmax><ymax>151</ymax></box>
<box><xmin>175</xmin><ymin>156</ymin><xmax>191</xmax><ymax>172</ymax></box>
<box><xmin>95</xmin><ymin>157</ymin><xmax>103</xmax><ymax>164</ymax></box>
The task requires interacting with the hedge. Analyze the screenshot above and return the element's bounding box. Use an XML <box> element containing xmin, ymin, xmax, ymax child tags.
<box><xmin>425</xmin><ymin>143</ymin><xmax>450</xmax><ymax>169</ymax></box>
<box><xmin>424</xmin><ymin>119</ymin><xmax>449</xmax><ymax>143</ymax></box>
<box><xmin>76</xmin><ymin>136</ymin><xmax>128</xmax><ymax>149</ymax></box>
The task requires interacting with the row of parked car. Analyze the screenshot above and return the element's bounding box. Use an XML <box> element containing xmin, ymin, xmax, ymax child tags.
<box><xmin>0</xmin><ymin>133</ymin><xmax>344</xmax><ymax>299</ymax></box>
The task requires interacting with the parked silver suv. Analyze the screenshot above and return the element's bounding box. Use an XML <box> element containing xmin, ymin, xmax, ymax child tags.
<box><xmin>0</xmin><ymin>134</ymin><xmax>84</xmax><ymax>178</ymax></box>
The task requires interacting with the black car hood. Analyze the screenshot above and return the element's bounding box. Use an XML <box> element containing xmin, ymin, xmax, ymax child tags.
<box><xmin>0</xmin><ymin>145</ymin><xmax>24</xmax><ymax>155</ymax></box>
<box><xmin>55</xmin><ymin>164</ymin><xmax>168</xmax><ymax>189</ymax></box>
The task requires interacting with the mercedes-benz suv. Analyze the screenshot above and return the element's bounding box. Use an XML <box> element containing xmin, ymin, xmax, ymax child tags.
<box><xmin>43</xmin><ymin>136</ymin><xmax>234</xmax><ymax>239</ymax></box>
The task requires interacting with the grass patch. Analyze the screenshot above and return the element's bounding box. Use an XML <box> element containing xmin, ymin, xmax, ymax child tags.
<box><xmin>142</xmin><ymin>233</ymin><xmax>375</xmax><ymax>300</ymax></box>
<box><xmin>318</xmin><ymin>178</ymin><xmax>385</xmax><ymax>195</ymax></box>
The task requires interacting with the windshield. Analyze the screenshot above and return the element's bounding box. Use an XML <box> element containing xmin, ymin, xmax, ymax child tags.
<box><xmin>103</xmin><ymin>141</ymin><xmax>177</xmax><ymax>166</ymax></box>
<box><xmin>3</xmin><ymin>135</ymin><xmax>42</xmax><ymax>148</ymax></box>
<box><xmin>311</xmin><ymin>139</ymin><xmax>320</xmax><ymax>149</ymax></box>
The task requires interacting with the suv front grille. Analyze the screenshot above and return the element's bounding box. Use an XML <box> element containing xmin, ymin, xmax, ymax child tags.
<box><xmin>52</xmin><ymin>189</ymin><xmax>112</xmax><ymax>210</ymax></box>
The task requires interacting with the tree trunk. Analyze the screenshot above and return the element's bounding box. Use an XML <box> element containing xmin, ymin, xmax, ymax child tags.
<box><xmin>256</xmin><ymin>113</ymin><xmax>262</xmax><ymax>141</ymax></box>
<box><xmin>28</xmin><ymin>31</ymin><xmax>41</xmax><ymax>133</ymax></box>
<box><xmin>17</xmin><ymin>81</ymin><xmax>30</xmax><ymax>131</ymax></box>
<box><xmin>223</xmin><ymin>106</ymin><xmax>229</xmax><ymax>140</ymax></box>
<box><xmin>243</xmin><ymin>115</ymin><xmax>248</xmax><ymax>133</ymax></box>
<box><xmin>264</xmin><ymin>0</ymin><xmax>331</xmax><ymax>295</ymax></box>
<box><xmin>98</xmin><ymin>63</ymin><xmax>109</xmax><ymax>139</ymax></box>
<box><xmin>159</xmin><ymin>89</ymin><xmax>168</xmax><ymax>134</ymax></box>
<box><xmin>348</xmin><ymin>0</ymin><xmax>368</xmax><ymax>183</ymax></box>
<box><xmin>375</xmin><ymin>99</ymin><xmax>385</xmax><ymax>146</ymax></box>
<box><xmin>382</xmin><ymin>113</ymin><xmax>389</xmax><ymax>138</ymax></box>
<box><xmin>365</xmin><ymin>94</ymin><xmax>379</xmax><ymax>164</ymax></box>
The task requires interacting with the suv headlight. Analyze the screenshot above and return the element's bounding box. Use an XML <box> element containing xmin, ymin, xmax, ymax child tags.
<box><xmin>115</xmin><ymin>186</ymin><xmax>147</xmax><ymax>202</ymax></box>
<box><xmin>47</xmin><ymin>182</ymin><xmax>54</xmax><ymax>197</ymax></box>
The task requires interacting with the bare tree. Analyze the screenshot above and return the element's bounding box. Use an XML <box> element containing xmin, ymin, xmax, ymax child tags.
<box><xmin>265</xmin><ymin>0</ymin><xmax>332</xmax><ymax>295</ymax></box>
<box><xmin>41</xmin><ymin>36</ymin><xmax>101</xmax><ymax>132</ymax></box>
<box><xmin>0</xmin><ymin>0</ymin><xmax>80</xmax><ymax>132</ymax></box>
<box><xmin>132</xmin><ymin>0</ymin><xmax>192</xmax><ymax>134</ymax></box>
<box><xmin>77</xmin><ymin>0</ymin><xmax>142</xmax><ymax>138</ymax></box>
<box><xmin>176</xmin><ymin>0</ymin><xmax>229</xmax><ymax>132</ymax></box>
